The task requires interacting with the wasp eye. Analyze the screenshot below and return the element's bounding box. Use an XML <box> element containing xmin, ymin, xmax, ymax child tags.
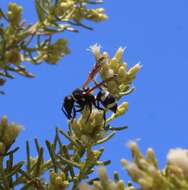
<box><xmin>72</xmin><ymin>88</ymin><xmax>84</xmax><ymax>99</ymax></box>
<box><xmin>64</xmin><ymin>96</ymin><xmax>73</xmax><ymax>101</ymax></box>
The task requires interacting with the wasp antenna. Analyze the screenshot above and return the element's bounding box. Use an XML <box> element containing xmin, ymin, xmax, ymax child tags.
<box><xmin>86</xmin><ymin>75</ymin><xmax>117</xmax><ymax>95</ymax></box>
<box><xmin>82</xmin><ymin>56</ymin><xmax>106</xmax><ymax>88</ymax></box>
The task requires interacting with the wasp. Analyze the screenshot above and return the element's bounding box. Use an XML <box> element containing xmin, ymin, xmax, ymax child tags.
<box><xmin>61</xmin><ymin>56</ymin><xmax>118</xmax><ymax>120</ymax></box>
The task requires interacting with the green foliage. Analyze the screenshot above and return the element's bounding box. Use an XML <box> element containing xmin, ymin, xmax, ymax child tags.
<box><xmin>0</xmin><ymin>1</ymin><xmax>141</xmax><ymax>189</ymax></box>
<box><xmin>0</xmin><ymin>0</ymin><xmax>107</xmax><ymax>87</ymax></box>
<box><xmin>82</xmin><ymin>143</ymin><xmax>188</xmax><ymax>190</ymax></box>
<box><xmin>0</xmin><ymin>44</ymin><xmax>140</xmax><ymax>189</ymax></box>
<box><xmin>121</xmin><ymin>142</ymin><xmax>188</xmax><ymax>190</ymax></box>
<box><xmin>3</xmin><ymin>1</ymin><xmax>186</xmax><ymax>190</ymax></box>
<box><xmin>80</xmin><ymin>167</ymin><xmax>136</xmax><ymax>190</ymax></box>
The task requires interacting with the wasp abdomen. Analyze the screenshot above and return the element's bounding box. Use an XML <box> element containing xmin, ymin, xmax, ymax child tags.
<box><xmin>97</xmin><ymin>90</ymin><xmax>117</xmax><ymax>113</ymax></box>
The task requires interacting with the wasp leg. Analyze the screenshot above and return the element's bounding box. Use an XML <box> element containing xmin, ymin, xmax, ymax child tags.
<box><xmin>75</xmin><ymin>106</ymin><xmax>84</xmax><ymax>112</ymax></box>
<box><xmin>74</xmin><ymin>105</ymin><xmax>91</xmax><ymax>122</ymax></box>
<box><xmin>70</xmin><ymin>106</ymin><xmax>77</xmax><ymax>123</ymax></box>
<box><xmin>61</xmin><ymin>106</ymin><xmax>72</xmax><ymax>120</ymax></box>
<box><xmin>85</xmin><ymin>103</ymin><xmax>93</xmax><ymax>122</ymax></box>
<box><xmin>95</xmin><ymin>99</ymin><xmax>106</xmax><ymax>128</ymax></box>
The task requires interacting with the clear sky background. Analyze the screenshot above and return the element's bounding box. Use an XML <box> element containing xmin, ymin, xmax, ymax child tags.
<box><xmin>1</xmin><ymin>0</ymin><xmax>188</xmax><ymax>182</ymax></box>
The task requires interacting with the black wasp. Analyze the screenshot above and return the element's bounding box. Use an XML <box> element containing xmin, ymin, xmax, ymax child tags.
<box><xmin>62</xmin><ymin>76</ymin><xmax>117</xmax><ymax>120</ymax></box>
<box><xmin>61</xmin><ymin>57</ymin><xmax>118</xmax><ymax>120</ymax></box>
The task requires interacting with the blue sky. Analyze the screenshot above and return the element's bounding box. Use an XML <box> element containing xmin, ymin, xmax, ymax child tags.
<box><xmin>1</xmin><ymin>0</ymin><xmax>188</xmax><ymax>181</ymax></box>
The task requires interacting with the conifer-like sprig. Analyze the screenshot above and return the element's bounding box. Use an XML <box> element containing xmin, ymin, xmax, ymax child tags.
<box><xmin>0</xmin><ymin>0</ymin><xmax>107</xmax><ymax>88</ymax></box>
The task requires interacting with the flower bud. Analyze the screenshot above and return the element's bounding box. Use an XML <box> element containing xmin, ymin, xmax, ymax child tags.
<box><xmin>62</xmin><ymin>181</ymin><xmax>69</xmax><ymax>188</ymax></box>
<box><xmin>127</xmin><ymin>63</ymin><xmax>142</xmax><ymax>77</ymax></box>
<box><xmin>167</xmin><ymin>148</ymin><xmax>188</xmax><ymax>179</ymax></box>
<box><xmin>0</xmin><ymin>116</ymin><xmax>7</xmax><ymax>136</ymax></box>
<box><xmin>42</xmin><ymin>39</ymin><xmax>69</xmax><ymax>64</ymax></box>
<box><xmin>92</xmin><ymin>110</ymin><xmax>104</xmax><ymax>126</ymax></box>
<box><xmin>87</xmin><ymin>150</ymin><xmax>98</xmax><ymax>164</ymax></box>
<box><xmin>60</xmin><ymin>1</ymin><xmax>74</xmax><ymax>9</ymax></box>
<box><xmin>138</xmin><ymin>178</ymin><xmax>153</xmax><ymax>189</ymax></box>
<box><xmin>0</xmin><ymin>142</ymin><xmax>6</xmax><ymax>155</ymax></box>
<box><xmin>2</xmin><ymin>123</ymin><xmax>21</xmax><ymax>147</ymax></box>
<box><xmin>116</xmin><ymin>102</ymin><xmax>129</xmax><ymax>117</ymax></box>
<box><xmin>167</xmin><ymin>165</ymin><xmax>184</xmax><ymax>178</ymax></box>
<box><xmin>107</xmin><ymin>102</ymin><xmax>128</xmax><ymax>122</ymax></box>
<box><xmin>114</xmin><ymin>47</ymin><xmax>126</xmax><ymax>62</ymax></box>
<box><xmin>1</xmin><ymin>116</ymin><xmax>8</xmax><ymax>127</ymax></box>
<box><xmin>106</xmin><ymin>80</ymin><xmax>118</xmax><ymax>90</ymax></box>
<box><xmin>71</xmin><ymin>119</ymin><xmax>80</xmax><ymax>135</ymax></box>
<box><xmin>98</xmin><ymin>167</ymin><xmax>108</xmax><ymax>182</ymax></box>
<box><xmin>103</xmin><ymin>68</ymin><xmax>114</xmax><ymax>80</ymax></box>
<box><xmin>60</xmin><ymin>172</ymin><xmax>66</xmax><ymax>181</ymax></box>
<box><xmin>80</xmin><ymin>135</ymin><xmax>90</xmax><ymax>144</ymax></box>
<box><xmin>97</xmin><ymin>13</ymin><xmax>108</xmax><ymax>21</ymax></box>
<box><xmin>79</xmin><ymin>184</ymin><xmax>91</xmax><ymax>190</ymax></box>
<box><xmin>8</xmin><ymin>3</ymin><xmax>22</xmax><ymax>25</ymax></box>
<box><xmin>93</xmin><ymin>181</ymin><xmax>102</xmax><ymax>190</ymax></box>
<box><xmin>138</xmin><ymin>158</ymin><xmax>149</xmax><ymax>171</ymax></box>
<box><xmin>50</xmin><ymin>171</ymin><xmax>58</xmax><ymax>184</ymax></box>
<box><xmin>102</xmin><ymin>52</ymin><xmax>109</xmax><ymax>60</ymax></box>
<box><xmin>88</xmin><ymin>44</ymin><xmax>102</xmax><ymax>59</ymax></box>
<box><xmin>127</xmin><ymin>163</ymin><xmax>144</xmax><ymax>181</ymax></box>
<box><xmin>8</xmin><ymin>123</ymin><xmax>21</xmax><ymax>139</ymax></box>
<box><xmin>121</xmin><ymin>159</ymin><xmax>129</xmax><ymax>169</ymax></box>
<box><xmin>87</xmin><ymin>8</ymin><xmax>107</xmax><ymax>22</ymax></box>
<box><xmin>55</xmin><ymin>176</ymin><xmax>63</xmax><ymax>185</ymax></box>
<box><xmin>5</xmin><ymin>50</ymin><xmax>21</xmax><ymax>64</ymax></box>
<box><xmin>109</xmin><ymin>57</ymin><xmax>120</xmax><ymax>72</ymax></box>
<box><xmin>118</xmin><ymin>65</ymin><xmax>127</xmax><ymax>83</ymax></box>
<box><xmin>116</xmin><ymin>180</ymin><xmax>125</xmax><ymax>190</ymax></box>
<box><xmin>127</xmin><ymin>140</ymin><xmax>143</xmax><ymax>159</ymax></box>
<box><xmin>146</xmin><ymin>148</ymin><xmax>158</xmax><ymax>168</ymax></box>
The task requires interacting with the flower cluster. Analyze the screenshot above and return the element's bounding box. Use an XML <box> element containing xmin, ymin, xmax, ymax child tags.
<box><xmin>71</xmin><ymin>108</ymin><xmax>105</xmax><ymax>145</ymax></box>
<box><xmin>121</xmin><ymin>142</ymin><xmax>188</xmax><ymax>190</ymax></box>
<box><xmin>54</xmin><ymin>0</ymin><xmax>107</xmax><ymax>23</ymax></box>
<box><xmin>0</xmin><ymin>116</ymin><xmax>21</xmax><ymax>155</ymax></box>
<box><xmin>89</xmin><ymin>45</ymin><xmax>142</xmax><ymax>99</ymax></box>
<box><xmin>80</xmin><ymin>167</ymin><xmax>136</xmax><ymax>190</ymax></box>
<box><xmin>39</xmin><ymin>39</ymin><xmax>70</xmax><ymax>64</ymax></box>
<box><xmin>0</xmin><ymin>1</ymin><xmax>107</xmax><ymax>86</ymax></box>
<box><xmin>69</xmin><ymin>45</ymin><xmax>141</xmax><ymax>145</ymax></box>
<box><xmin>79</xmin><ymin>144</ymin><xmax>188</xmax><ymax>190</ymax></box>
<box><xmin>7</xmin><ymin>3</ymin><xmax>22</xmax><ymax>26</ymax></box>
<box><xmin>166</xmin><ymin>148</ymin><xmax>188</xmax><ymax>181</ymax></box>
<box><xmin>49</xmin><ymin>171</ymin><xmax>69</xmax><ymax>190</ymax></box>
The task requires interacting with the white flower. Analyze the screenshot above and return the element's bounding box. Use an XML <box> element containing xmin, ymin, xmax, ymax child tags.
<box><xmin>79</xmin><ymin>184</ymin><xmax>93</xmax><ymax>190</ymax></box>
<box><xmin>127</xmin><ymin>63</ymin><xmax>142</xmax><ymax>77</ymax></box>
<box><xmin>167</xmin><ymin>148</ymin><xmax>188</xmax><ymax>178</ymax></box>
<box><xmin>98</xmin><ymin>167</ymin><xmax>108</xmax><ymax>182</ymax></box>
<box><xmin>114</xmin><ymin>46</ymin><xmax>126</xmax><ymax>61</ymax></box>
<box><xmin>87</xmin><ymin>44</ymin><xmax>102</xmax><ymax>59</ymax></box>
<box><xmin>126</xmin><ymin>139</ymin><xmax>141</xmax><ymax>158</ymax></box>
